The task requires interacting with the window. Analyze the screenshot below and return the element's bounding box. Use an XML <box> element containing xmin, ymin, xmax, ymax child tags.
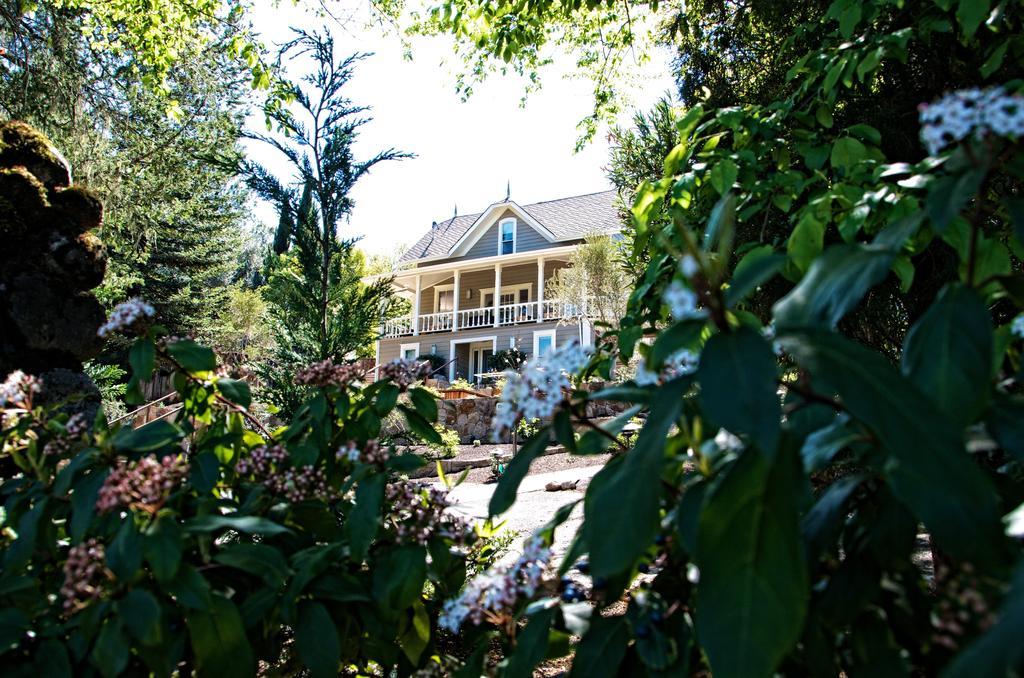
<box><xmin>534</xmin><ymin>329</ymin><xmax>556</xmax><ymax>357</ymax></box>
<box><xmin>400</xmin><ymin>343</ymin><xmax>419</xmax><ymax>361</ymax></box>
<box><xmin>437</xmin><ymin>290</ymin><xmax>454</xmax><ymax>312</ymax></box>
<box><xmin>499</xmin><ymin>219</ymin><xmax>516</xmax><ymax>255</ymax></box>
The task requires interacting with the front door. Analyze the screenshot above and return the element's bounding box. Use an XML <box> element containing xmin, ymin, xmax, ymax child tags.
<box><xmin>468</xmin><ymin>342</ymin><xmax>494</xmax><ymax>383</ymax></box>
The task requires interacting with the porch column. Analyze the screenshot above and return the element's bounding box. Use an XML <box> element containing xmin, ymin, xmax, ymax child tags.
<box><xmin>412</xmin><ymin>274</ymin><xmax>421</xmax><ymax>335</ymax></box>
<box><xmin>493</xmin><ymin>263</ymin><xmax>502</xmax><ymax>327</ymax></box>
<box><xmin>536</xmin><ymin>257</ymin><xmax>545</xmax><ymax>323</ymax></box>
<box><xmin>452</xmin><ymin>269</ymin><xmax>461</xmax><ymax>331</ymax></box>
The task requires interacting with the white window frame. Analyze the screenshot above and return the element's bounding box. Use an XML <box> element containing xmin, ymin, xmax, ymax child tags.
<box><xmin>480</xmin><ymin>283</ymin><xmax>532</xmax><ymax>308</ymax></box>
<box><xmin>432</xmin><ymin>284</ymin><xmax>455</xmax><ymax>314</ymax></box>
<box><xmin>533</xmin><ymin>329</ymin><xmax>556</xmax><ymax>357</ymax></box>
<box><xmin>399</xmin><ymin>342</ymin><xmax>420</xmax><ymax>361</ymax></box>
<box><xmin>498</xmin><ymin>218</ymin><xmax>517</xmax><ymax>255</ymax></box>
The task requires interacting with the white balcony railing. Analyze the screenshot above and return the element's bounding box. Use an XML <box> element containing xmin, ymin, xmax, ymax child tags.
<box><xmin>418</xmin><ymin>311</ymin><xmax>453</xmax><ymax>334</ymax></box>
<box><xmin>381</xmin><ymin>299</ymin><xmax>582</xmax><ymax>338</ymax></box>
<box><xmin>458</xmin><ymin>307</ymin><xmax>492</xmax><ymax>329</ymax></box>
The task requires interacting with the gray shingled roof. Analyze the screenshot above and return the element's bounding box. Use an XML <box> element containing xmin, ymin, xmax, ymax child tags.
<box><xmin>399</xmin><ymin>189</ymin><xmax>619</xmax><ymax>264</ymax></box>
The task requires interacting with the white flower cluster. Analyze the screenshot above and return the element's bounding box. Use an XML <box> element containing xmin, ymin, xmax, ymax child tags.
<box><xmin>1</xmin><ymin>370</ymin><xmax>40</xmax><ymax>409</ymax></box>
<box><xmin>634</xmin><ymin>349</ymin><xmax>698</xmax><ymax>386</ymax></box>
<box><xmin>492</xmin><ymin>341</ymin><xmax>590</xmax><ymax>438</ymax></box>
<box><xmin>97</xmin><ymin>298</ymin><xmax>155</xmax><ymax>338</ymax></box>
<box><xmin>663</xmin><ymin>280</ymin><xmax>705</xmax><ymax>321</ymax></box>
<box><xmin>438</xmin><ymin>536</ymin><xmax>551</xmax><ymax>632</ymax></box>
<box><xmin>713</xmin><ymin>428</ymin><xmax>743</xmax><ymax>452</ymax></box>
<box><xmin>1012</xmin><ymin>315</ymin><xmax>1024</xmax><ymax>339</ymax></box>
<box><xmin>919</xmin><ymin>86</ymin><xmax>1024</xmax><ymax>155</ymax></box>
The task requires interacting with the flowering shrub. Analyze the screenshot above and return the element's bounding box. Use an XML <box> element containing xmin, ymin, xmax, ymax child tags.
<box><xmin>435</xmin><ymin>3</ymin><xmax>1024</xmax><ymax>677</ymax></box>
<box><xmin>0</xmin><ymin>325</ymin><xmax>476</xmax><ymax>675</ymax></box>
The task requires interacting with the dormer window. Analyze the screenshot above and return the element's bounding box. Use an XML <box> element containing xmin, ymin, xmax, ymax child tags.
<box><xmin>499</xmin><ymin>219</ymin><xmax>516</xmax><ymax>255</ymax></box>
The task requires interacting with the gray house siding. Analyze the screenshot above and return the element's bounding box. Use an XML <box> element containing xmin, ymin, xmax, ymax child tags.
<box><xmin>378</xmin><ymin>321</ymin><xmax>581</xmax><ymax>379</ymax></box>
<box><xmin>458</xmin><ymin>209</ymin><xmax>552</xmax><ymax>261</ymax></box>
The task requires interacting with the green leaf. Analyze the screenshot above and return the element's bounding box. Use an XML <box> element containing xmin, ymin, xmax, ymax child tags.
<box><xmin>167</xmin><ymin>565</ymin><xmax>212</xmax><ymax>609</ymax></box>
<box><xmin>584</xmin><ymin>378</ymin><xmax>688</xmax><ymax>577</ymax></box>
<box><xmin>129</xmin><ymin>339</ymin><xmax>156</xmax><ymax>381</ymax></box>
<box><xmin>144</xmin><ymin>514</ymin><xmax>183</xmax><ymax>583</ymax></box>
<box><xmin>409</xmin><ymin>386</ymin><xmax>438</xmax><ymax>422</ymax></box>
<box><xmin>348</xmin><ymin>473</ymin><xmax>385</xmax><ymax>560</ymax></box>
<box><xmin>374</xmin><ymin>383</ymin><xmax>400</xmax><ymax>415</ymax></box>
<box><xmin>696</xmin><ymin>447</ymin><xmax>808</xmax><ymax>678</ymax></box>
<box><xmin>726</xmin><ymin>247</ymin><xmax>785</xmax><ymax>308</ymax></box>
<box><xmin>166</xmin><ymin>339</ymin><xmax>216</xmax><ymax>372</ymax></box>
<box><xmin>217</xmin><ymin>378</ymin><xmax>251</xmax><ymax>409</ymax></box>
<box><xmin>801</xmin><ymin>473</ymin><xmax>868</xmax><ymax>562</ymax></box>
<box><xmin>800</xmin><ymin>416</ymin><xmax>863</xmax><ymax>472</ymax></box>
<box><xmin>399</xmin><ymin>404</ymin><xmax>443</xmax><ymax>445</ymax></box>
<box><xmin>399</xmin><ymin>599</ymin><xmax>431</xmax><ymax>664</ymax></box>
<box><xmin>72</xmin><ymin>470</ymin><xmax>108</xmax><ymax>541</ymax></box>
<box><xmin>703</xmin><ymin>193</ymin><xmax>736</xmax><ymax>251</ymax></box>
<box><xmin>787</xmin><ymin>211</ymin><xmax>825</xmax><ymax>274</ymax></box>
<box><xmin>91</xmin><ymin>618</ymin><xmax>130</xmax><ymax>677</ymax></box>
<box><xmin>774</xmin><ymin>241</ymin><xmax>904</xmax><ymax>330</ymax></box>
<box><xmin>830</xmin><ymin>137</ymin><xmax>866</xmax><ymax>170</ymax></box>
<box><xmin>901</xmin><ymin>283</ymin><xmax>993</xmax><ymax>428</ymax></box>
<box><xmin>387</xmin><ymin>453</ymin><xmax>426</xmax><ymax>473</ymax></box>
<box><xmin>927</xmin><ymin>169</ymin><xmax>985</xmax><ymax>233</ymax></box>
<box><xmin>214</xmin><ymin>543</ymin><xmax>290</xmax><ymax>586</ymax></box>
<box><xmin>489</xmin><ymin>429</ymin><xmax>550</xmax><ymax>516</ymax></box>
<box><xmin>187</xmin><ymin>594</ymin><xmax>255</xmax><ymax>678</ymax></box>
<box><xmin>107</xmin><ymin>518</ymin><xmax>143</xmax><ymax>581</ymax></box>
<box><xmin>295</xmin><ymin>601</ymin><xmax>340</xmax><ymax>678</ymax></box>
<box><xmin>709</xmin><ymin>158</ymin><xmax>738</xmax><ymax>195</ymax></box>
<box><xmin>778</xmin><ymin>330</ymin><xmax>1006</xmax><ymax>566</ymax></box>
<box><xmin>190</xmin><ymin>451</ymin><xmax>220</xmax><ymax>493</ymax></box>
<box><xmin>697</xmin><ymin>327</ymin><xmax>780</xmax><ymax>456</ymax></box>
<box><xmin>185</xmin><ymin>515</ymin><xmax>291</xmax><ymax>536</ymax></box>
<box><xmin>373</xmin><ymin>545</ymin><xmax>426</xmax><ymax>609</ymax></box>
<box><xmin>0</xmin><ymin>608</ymin><xmax>29</xmax><ymax>653</ymax></box>
<box><xmin>111</xmin><ymin>419</ymin><xmax>182</xmax><ymax>452</ymax></box>
<box><xmin>4</xmin><ymin>500</ymin><xmax>46</xmax><ymax>571</ymax></box>
<box><xmin>1004</xmin><ymin>196</ymin><xmax>1024</xmax><ymax>249</ymax></box>
<box><xmin>118</xmin><ymin>588</ymin><xmax>163</xmax><ymax>646</ymax></box>
<box><xmin>838</xmin><ymin>0</ymin><xmax>862</xmax><ymax>36</ymax></box>
<box><xmin>892</xmin><ymin>254</ymin><xmax>915</xmax><ymax>293</ymax></box>
<box><xmin>986</xmin><ymin>392</ymin><xmax>1024</xmax><ymax>463</ymax></box>
<box><xmin>956</xmin><ymin>0</ymin><xmax>990</xmax><ymax>39</ymax></box>
<box><xmin>569</xmin><ymin>616</ymin><xmax>630</xmax><ymax>678</ymax></box>
<box><xmin>503</xmin><ymin>608</ymin><xmax>555</xmax><ymax>678</ymax></box>
<box><xmin>650</xmin><ymin>318</ymin><xmax>704</xmax><ymax>368</ymax></box>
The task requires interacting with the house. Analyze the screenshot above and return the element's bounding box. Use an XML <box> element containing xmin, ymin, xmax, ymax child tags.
<box><xmin>374</xmin><ymin>189</ymin><xmax>621</xmax><ymax>383</ymax></box>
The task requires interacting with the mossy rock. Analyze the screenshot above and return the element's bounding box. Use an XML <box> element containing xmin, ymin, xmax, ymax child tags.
<box><xmin>50</xmin><ymin>185</ymin><xmax>103</xmax><ymax>234</ymax></box>
<box><xmin>0</xmin><ymin>120</ymin><xmax>71</xmax><ymax>189</ymax></box>
<box><xmin>5</xmin><ymin>274</ymin><xmax>105</xmax><ymax>364</ymax></box>
<box><xmin>0</xmin><ymin>167</ymin><xmax>49</xmax><ymax>238</ymax></box>
<box><xmin>46</xmin><ymin>231</ymin><xmax>107</xmax><ymax>290</ymax></box>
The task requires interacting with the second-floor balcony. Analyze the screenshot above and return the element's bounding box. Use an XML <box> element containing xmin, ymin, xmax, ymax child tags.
<box><xmin>382</xmin><ymin>299</ymin><xmax>580</xmax><ymax>338</ymax></box>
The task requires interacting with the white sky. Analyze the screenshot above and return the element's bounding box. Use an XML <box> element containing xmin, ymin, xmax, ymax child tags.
<box><xmin>244</xmin><ymin>2</ymin><xmax>674</xmax><ymax>256</ymax></box>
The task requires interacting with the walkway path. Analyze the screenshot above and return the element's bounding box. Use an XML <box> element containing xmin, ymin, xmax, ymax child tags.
<box><xmin>437</xmin><ymin>463</ymin><xmax>604</xmax><ymax>566</ymax></box>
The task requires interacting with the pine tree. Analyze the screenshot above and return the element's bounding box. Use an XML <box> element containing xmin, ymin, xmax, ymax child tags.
<box><xmin>246</xmin><ymin>29</ymin><xmax>408</xmax><ymax>416</ymax></box>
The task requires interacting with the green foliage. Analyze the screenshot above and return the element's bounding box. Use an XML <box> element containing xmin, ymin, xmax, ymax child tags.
<box><xmin>0</xmin><ymin>2</ymin><xmax>250</xmax><ymax>338</ymax></box>
<box><xmin>546</xmin><ymin>232</ymin><xmax>631</xmax><ymax>327</ymax></box>
<box><xmin>0</xmin><ymin>328</ymin><xmax>473</xmax><ymax>676</ymax></box>
<box><xmin>426</xmin><ymin>423</ymin><xmax>460</xmax><ymax>459</ymax></box>
<box><xmin>436</xmin><ymin>0</ymin><xmax>1024</xmax><ymax>676</ymax></box>
<box><xmin>246</xmin><ymin>30</ymin><xmax>408</xmax><ymax>418</ymax></box>
<box><xmin>488</xmin><ymin>348</ymin><xmax>527</xmax><ymax>371</ymax></box>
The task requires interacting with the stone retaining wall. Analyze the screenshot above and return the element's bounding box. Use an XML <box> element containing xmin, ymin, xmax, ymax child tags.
<box><xmin>438</xmin><ymin>384</ymin><xmax>633</xmax><ymax>444</ymax></box>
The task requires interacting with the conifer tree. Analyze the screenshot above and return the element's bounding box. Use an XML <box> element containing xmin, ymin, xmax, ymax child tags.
<box><xmin>246</xmin><ymin>29</ymin><xmax>408</xmax><ymax>416</ymax></box>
